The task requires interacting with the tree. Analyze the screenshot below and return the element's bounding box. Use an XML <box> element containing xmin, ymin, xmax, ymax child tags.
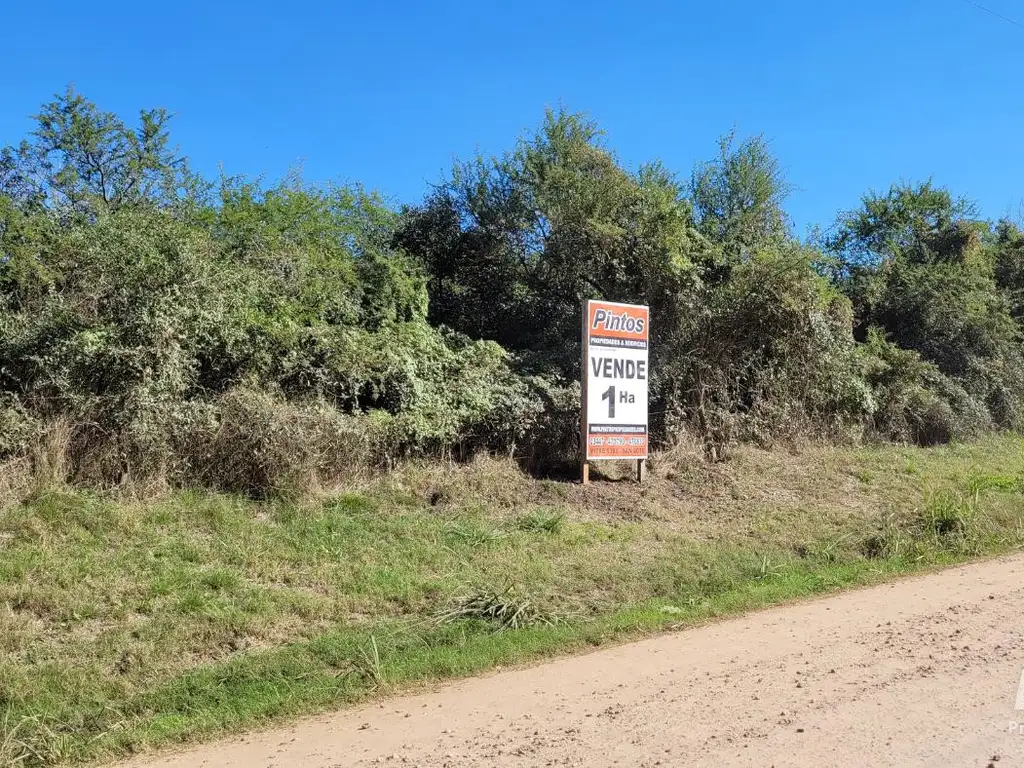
<box><xmin>689</xmin><ymin>131</ymin><xmax>791</xmax><ymax>267</ymax></box>
<box><xmin>396</xmin><ymin>109</ymin><xmax>705</xmax><ymax>379</ymax></box>
<box><xmin>0</xmin><ymin>86</ymin><xmax>191</xmax><ymax>219</ymax></box>
<box><xmin>827</xmin><ymin>181</ymin><xmax>979</xmax><ymax>271</ymax></box>
<box><xmin>828</xmin><ymin>182</ymin><xmax>1024</xmax><ymax>430</ymax></box>
<box><xmin>992</xmin><ymin>219</ymin><xmax>1024</xmax><ymax>324</ymax></box>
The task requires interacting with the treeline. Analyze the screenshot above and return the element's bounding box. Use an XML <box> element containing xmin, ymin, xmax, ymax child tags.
<box><xmin>1</xmin><ymin>88</ymin><xmax>1023</xmax><ymax>495</ymax></box>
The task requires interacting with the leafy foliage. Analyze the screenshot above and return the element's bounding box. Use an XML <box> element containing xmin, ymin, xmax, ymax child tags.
<box><xmin>690</xmin><ymin>131</ymin><xmax>791</xmax><ymax>264</ymax></box>
<box><xmin>396</xmin><ymin>110</ymin><xmax>704</xmax><ymax>379</ymax></box>
<box><xmin>2</xmin><ymin>91</ymin><xmax>1023</xmax><ymax>495</ymax></box>
<box><xmin>0</xmin><ymin>86</ymin><xmax>194</xmax><ymax>218</ymax></box>
<box><xmin>829</xmin><ymin>183</ymin><xmax>1024</xmax><ymax>434</ymax></box>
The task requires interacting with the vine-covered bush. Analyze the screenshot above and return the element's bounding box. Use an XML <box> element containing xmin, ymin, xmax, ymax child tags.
<box><xmin>3</xmin><ymin>89</ymin><xmax>1023</xmax><ymax>495</ymax></box>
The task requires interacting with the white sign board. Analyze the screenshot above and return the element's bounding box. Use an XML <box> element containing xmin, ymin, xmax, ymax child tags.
<box><xmin>581</xmin><ymin>300</ymin><xmax>649</xmax><ymax>460</ymax></box>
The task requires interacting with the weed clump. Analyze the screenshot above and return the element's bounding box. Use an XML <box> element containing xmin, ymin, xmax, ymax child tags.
<box><xmin>436</xmin><ymin>586</ymin><xmax>556</xmax><ymax>631</ymax></box>
<box><xmin>514</xmin><ymin>509</ymin><xmax>566</xmax><ymax>534</ymax></box>
<box><xmin>922</xmin><ymin>490</ymin><xmax>981</xmax><ymax>555</ymax></box>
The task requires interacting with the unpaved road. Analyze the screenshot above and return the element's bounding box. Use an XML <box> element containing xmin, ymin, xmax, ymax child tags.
<box><xmin>129</xmin><ymin>555</ymin><xmax>1024</xmax><ymax>768</ymax></box>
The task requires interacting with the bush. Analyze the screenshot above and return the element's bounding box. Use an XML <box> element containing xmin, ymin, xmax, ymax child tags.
<box><xmin>0</xmin><ymin>186</ymin><xmax>549</xmax><ymax>494</ymax></box>
<box><xmin>4</xmin><ymin>91</ymin><xmax>1024</xmax><ymax>495</ymax></box>
<box><xmin>0</xmin><ymin>394</ymin><xmax>36</xmax><ymax>459</ymax></box>
<box><xmin>176</xmin><ymin>389</ymin><xmax>368</xmax><ymax>496</ymax></box>
<box><xmin>860</xmin><ymin>329</ymin><xmax>990</xmax><ymax>446</ymax></box>
<box><xmin>656</xmin><ymin>247</ymin><xmax>871</xmax><ymax>455</ymax></box>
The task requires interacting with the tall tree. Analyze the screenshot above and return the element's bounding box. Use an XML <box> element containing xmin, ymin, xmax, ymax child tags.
<box><xmin>396</xmin><ymin>109</ymin><xmax>705</xmax><ymax>379</ymax></box>
<box><xmin>689</xmin><ymin>131</ymin><xmax>791</xmax><ymax>267</ymax></box>
<box><xmin>992</xmin><ymin>219</ymin><xmax>1024</xmax><ymax>325</ymax></box>
<box><xmin>0</xmin><ymin>86</ymin><xmax>191</xmax><ymax>218</ymax></box>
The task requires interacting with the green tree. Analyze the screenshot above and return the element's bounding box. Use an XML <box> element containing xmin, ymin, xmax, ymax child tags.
<box><xmin>0</xmin><ymin>86</ymin><xmax>192</xmax><ymax>219</ymax></box>
<box><xmin>689</xmin><ymin>131</ymin><xmax>791</xmax><ymax>267</ymax></box>
<box><xmin>992</xmin><ymin>219</ymin><xmax>1024</xmax><ymax>324</ymax></box>
<box><xmin>829</xmin><ymin>182</ymin><xmax>1024</xmax><ymax>431</ymax></box>
<box><xmin>396</xmin><ymin>109</ymin><xmax>705</xmax><ymax>379</ymax></box>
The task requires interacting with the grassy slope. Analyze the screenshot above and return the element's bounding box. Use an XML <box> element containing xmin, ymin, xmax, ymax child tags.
<box><xmin>1</xmin><ymin>436</ymin><xmax>1022</xmax><ymax>765</ymax></box>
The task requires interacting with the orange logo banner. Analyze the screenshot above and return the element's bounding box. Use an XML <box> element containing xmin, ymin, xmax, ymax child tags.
<box><xmin>587</xmin><ymin>302</ymin><xmax>649</xmax><ymax>342</ymax></box>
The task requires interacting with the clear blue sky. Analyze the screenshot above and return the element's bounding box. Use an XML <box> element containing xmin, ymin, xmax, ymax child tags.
<box><xmin>3</xmin><ymin>0</ymin><xmax>1022</xmax><ymax>234</ymax></box>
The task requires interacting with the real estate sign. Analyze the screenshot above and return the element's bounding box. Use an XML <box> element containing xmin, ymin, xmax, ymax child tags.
<box><xmin>581</xmin><ymin>300</ymin><xmax>649</xmax><ymax>461</ymax></box>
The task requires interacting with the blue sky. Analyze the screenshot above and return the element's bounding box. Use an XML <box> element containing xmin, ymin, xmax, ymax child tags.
<box><xmin>2</xmin><ymin>0</ymin><xmax>1022</xmax><ymax>234</ymax></box>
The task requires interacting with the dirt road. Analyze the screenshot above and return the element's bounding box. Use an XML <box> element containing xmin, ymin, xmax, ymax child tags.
<box><xmin>129</xmin><ymin>555</ymin><xmax>1024</xmax><ymax>768</ymax></box>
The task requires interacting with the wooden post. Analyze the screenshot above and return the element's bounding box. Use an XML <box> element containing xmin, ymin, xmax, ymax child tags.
<box><xmin>581</xmin><ymin>462</ymin><xmax>590</xmax><ymax>485</ymax></box>
<box><xmin>636</xmin><ymin>459</ymin><xmax>645</xmax><ymax>484</ymax></box>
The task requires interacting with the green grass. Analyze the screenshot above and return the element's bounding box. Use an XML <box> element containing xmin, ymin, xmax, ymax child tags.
<box><xmin>1</xmin><ymin>435</ymin><xmax>1023</xmax><ymax>765</ymax></box>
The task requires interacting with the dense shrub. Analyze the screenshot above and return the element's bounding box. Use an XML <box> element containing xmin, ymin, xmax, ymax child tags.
<box><xmin>0</xmin><ymin>107</ymin><xmax>558</xmax><ymax>491</ymax></box>
<box><xmin>0</xmin><ymin>200</ymin><xmax>551</xmax><ymax>489</ymax></box>
<box><xmin>3</xmin><ymin>90</ymin><xmax>1023</xmax><ymax>496</ymax></box>
<box><xmin>858</xmin><ymin>329</ymin><xmax>991</xmax><ymax>445</ymax></box>
<box><xmin>831</xmin><ymin>183</ymin><xmax>1024</xmax><ymax>436</ymax></box>
<box><xmin>658</xmin><ymin>246</ymin><xmax>870</xmax><ymax>454</ymax></box>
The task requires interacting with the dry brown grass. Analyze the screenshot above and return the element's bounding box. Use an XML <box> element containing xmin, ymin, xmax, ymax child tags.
<box><xmin>342</xmin><ymin>439</ymin><xmax>892</xmax><ymax>541</ymax></box>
